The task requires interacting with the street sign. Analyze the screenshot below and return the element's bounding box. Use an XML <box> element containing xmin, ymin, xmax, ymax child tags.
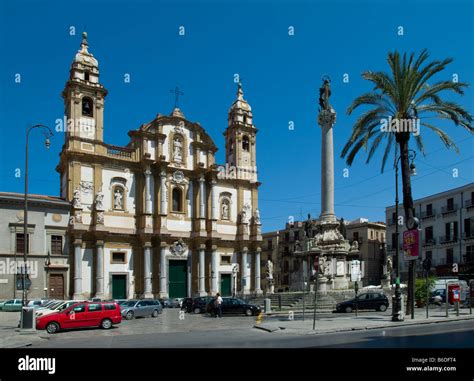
<box><xmin>403</xmin><ymin>229</ymin><xmax>419</xmax><ymax>260</ymax></box>
<box><xmin>16</xmin><ymin>275</ymin><xmax>31</xmax><ymax>290</ymax></box>
<box><xmin>351</xmin><ymin>260</ymin><xmax>361</xmax><ymax>282</ymax></box>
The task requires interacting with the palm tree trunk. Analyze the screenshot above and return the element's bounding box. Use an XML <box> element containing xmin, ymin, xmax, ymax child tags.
<box><xmin>398</xmin><ymin>135</ymin><xmax>415</xmax><ymax>316</ymax></box>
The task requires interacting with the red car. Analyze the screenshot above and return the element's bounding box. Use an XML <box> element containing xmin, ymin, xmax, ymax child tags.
<box><xmin>36</xmin><ymin>301</ymin><xmax>122</xmax><ymax>334</ymax></box>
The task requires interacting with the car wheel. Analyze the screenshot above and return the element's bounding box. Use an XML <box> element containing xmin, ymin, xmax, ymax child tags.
<box><xmin>345</xmin><ymin>306</ymin><xmax>353</xmax><ymax>313</ymax></box>
<box><xmin>46</xmin><ymin>322</ymin><xmax>60</xmax><ymax>334</ymax></box>
<box><xmin>245</xmin><ymin>308</ymin><xmax>253</xmax><ymax>316</ymax></box>
<box><xmin>125</xmin><ymin>311</ymin><xmax>134</xmax><ymax>320</ymax></box>
<box><xmin>193</xmin><ymin>307</ymin><xmax>201</xmax><ymax>314</ymax></box>
<box><xmin>379</xmin><ymin>304</ymin><xmax>387</xmax><ymax>312</ymax></box>
<box><xmin>152</xmin><ymin>309</ymin><xmax>159</xmax><ymax>318</ymax></box>
<box><xmin>101</xmin><ymin>318</ymin><xmax>112</xmax><ymax>329</ymax></box>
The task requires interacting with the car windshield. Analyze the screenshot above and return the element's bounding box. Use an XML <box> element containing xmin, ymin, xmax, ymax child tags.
<box><xmin>122</xmin><ymin>301</ymin><xmax>137</xmax><ymax>307</ymax></box>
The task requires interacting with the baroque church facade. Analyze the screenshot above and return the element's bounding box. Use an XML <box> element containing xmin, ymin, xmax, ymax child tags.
<box><xmin>57</xmin><ymin>33</ymin><xmax>263</xmax><ymax>300</ymax></box>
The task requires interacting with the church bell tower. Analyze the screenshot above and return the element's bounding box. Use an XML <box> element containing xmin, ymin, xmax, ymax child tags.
<box><xmin>61</xmin><ymin>32</ymin><xmax>107</xmax><ymax>142</ymax></box>
<box><xmin>224</xmin><ymin>83</ymin><xmax>258</xmax><ymax>182</ymax></box>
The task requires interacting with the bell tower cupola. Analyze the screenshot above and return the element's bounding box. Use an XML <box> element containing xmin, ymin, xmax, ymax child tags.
<box><xmin>62</xmin><ymin>32</ymin><xmax>108</xmax><ymax>142</ymax></box>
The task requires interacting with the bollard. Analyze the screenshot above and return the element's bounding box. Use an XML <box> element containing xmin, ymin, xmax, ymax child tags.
<box><xmin>264</xmin><ymin>298</ymin><xmax>271</xmax><ymax>313</ymax></box>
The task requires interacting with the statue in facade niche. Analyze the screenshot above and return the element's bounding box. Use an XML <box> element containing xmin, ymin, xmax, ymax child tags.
<box><xmin>265</xmin><ymin>260</ymin><xmax>274</xmax><ymax>280</ymax></box>
<box><xmin>173</xmin><ymin>137</ymin><xmax>183</xmax><ymax>162</ymax></box>
<box><xmin>304</xmin><ymin>213</ymin><xmax>313</xmax><ymax>238</ymax></box>
<box><xmin>338</xmin><ymin>218</ymin><xmax>347</xmax><ymax>239</ymax></box>
<box><xmin>221</xmin><ymin>202</ymin><xmax>229</xmax><ymax>220</ymax></box>
<box><xmin>114</xmin><ymin>188</ymin><xmax>123</xmax><ymax>209</ymax></box>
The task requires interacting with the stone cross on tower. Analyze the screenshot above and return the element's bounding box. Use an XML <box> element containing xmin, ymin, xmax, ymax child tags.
<box><xmin>317</xmin><ymin>77</ymin><xmax>337</xmax><ymax>223</ymax></box>
<box><xmin>170</xmin><ymin>86</ymin><xmax>184</xmax><ymax>108</ymax></box>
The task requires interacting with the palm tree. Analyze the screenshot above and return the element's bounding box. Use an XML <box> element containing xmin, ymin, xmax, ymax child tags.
<box><xmin>341</xmin><ymin>49</ymin><xmax>473</xmax><ymax>315</ymax></box>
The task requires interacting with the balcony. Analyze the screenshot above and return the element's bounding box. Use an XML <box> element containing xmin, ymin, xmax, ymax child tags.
<box><xmin>421</xmin><ymin>209</ymin><xmax>436</xmax><ymax>219</ymax></box>
<box><xmin>462</xmin><ymin>231</ymin><xmax>474</xmax><ymax>240</ymax></box>
<box><xmin>441</xmin><ymin>204</ymin><xmax>458</xmax><ymax>215</ymax></box>
<box><xmin>423</xmin><ymin>238</ymin><xmax>436</xmax><ymax>247</ymax></box>
<box><xmin>465</xmin><ymin>199</ymin><xmax>474</xmax><ymax>209</ymax></box>
<box><xmin>106</xmin><ymin>144</ymin><xmax>134</xmax><ymax>159</ymax></box>
<box><xmin>439</xmin><ymin>235</ymin><xmax>458</xmax><ymax>244</ymax></box>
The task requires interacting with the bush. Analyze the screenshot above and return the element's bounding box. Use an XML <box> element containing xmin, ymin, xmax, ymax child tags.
<box><xmin>415</xmin><ymin>277</ymin><xmax>436</xmax><ymax>306</ymax></box>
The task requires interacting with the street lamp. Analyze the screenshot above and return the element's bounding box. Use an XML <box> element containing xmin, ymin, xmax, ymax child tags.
<box><xmin>21</xmin><ymin>124</ymin><xmax>53</xmax><ymax>329</ymax></box>
<box><xmin>392</xmin><ymin>149</ymin><xmax>416</xmax><ymax>322</ymax></box>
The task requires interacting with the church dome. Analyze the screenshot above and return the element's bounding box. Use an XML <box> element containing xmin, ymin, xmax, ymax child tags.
<box><xmin>73</xmin><ymin>32</ymin><xmax>99</xmax><ymax>67</ymax></box>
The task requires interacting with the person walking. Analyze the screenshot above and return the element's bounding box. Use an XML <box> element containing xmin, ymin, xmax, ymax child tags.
<box><xmin>215</xmin><ymin>293</ymin><xmax>223</xmax><ymax>318</ymax></box>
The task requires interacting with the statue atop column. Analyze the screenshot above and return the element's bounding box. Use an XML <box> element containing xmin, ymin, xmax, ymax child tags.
<box><xmin>318</xmin><ymin>76</ymin><xmax>333</xmax><ymax>112</ymax></box>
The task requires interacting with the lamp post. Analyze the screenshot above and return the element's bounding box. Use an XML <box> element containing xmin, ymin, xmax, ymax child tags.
<box><xmin>21</xmin><ymin>124</ymin><xmax>53</xmax><ymax>328</ymax></box>
<box><xmin>392</xmin><ymin>149</ymin><xmax>416</xmax><ymax>322</ymax></box>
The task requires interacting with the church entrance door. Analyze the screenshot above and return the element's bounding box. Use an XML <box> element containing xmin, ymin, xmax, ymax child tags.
<box><xmin>169</xmin><ymin>260</ymin><xmax>187</xmax><ymax>298</ymax></box>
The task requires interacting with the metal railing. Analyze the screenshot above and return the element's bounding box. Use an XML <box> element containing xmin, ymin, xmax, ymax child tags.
<box><xmin>439</xmin><ymin>235</ymin><xmax>458</xmax><ymax>244</ymax></box>
<box><xmin>423</xmin><ymin>238</ymin><xmax>436</xmax><ymax>246</ymax></box>
<box><xmin>421</xmin><ymin>209</ymin><xmax>436</xmax><ymax>219</ymax></box>
<box><xmin>441</xmin><ymin>204</ymin><xmax>458</xmax><ymax>214</ymax></box>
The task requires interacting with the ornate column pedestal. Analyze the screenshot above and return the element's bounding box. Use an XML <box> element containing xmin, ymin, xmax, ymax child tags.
<box><xmin>198</xmin><ymin>245</ymin><xmax>207</xmax><ymax>296</ymax></box>
<box><xmin>73</xmin><ymin>239</ymin><xmax>83</xmax><ymax>300</ymax></box>
<box><xmin>94</xmin><ymin>241</ymin><xmax>105</xmax><ymax>299</ymax></box>
<box><xmin>159</xmin><ymin>244</ymin><xmax>168</xmax><ymax>298</ymax></box>
<box><xmin>143</xmin><ymin>243</ymin><xmax>153</xmax><ymax>299</ymax></box>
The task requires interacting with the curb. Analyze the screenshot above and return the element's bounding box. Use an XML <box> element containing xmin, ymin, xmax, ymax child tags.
<box><xmin>256</xmin><ymin>315</ymin><xmax>474</xmax><ymax>334</ymax></box>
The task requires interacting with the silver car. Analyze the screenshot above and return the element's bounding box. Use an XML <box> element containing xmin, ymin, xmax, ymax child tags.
<box><xmin>120</xmin><ymin>299</ymin><xmax>163</xmax><ymax>320</ymax></box>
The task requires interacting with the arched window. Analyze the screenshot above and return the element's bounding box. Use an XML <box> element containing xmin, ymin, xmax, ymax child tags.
<box><xmin>82</xmin><ymin>97</ymin><xmax>93</xmax><ymax>117</ymax></box>
<box><xmin>84</xmin><ymin>71</ymin><xmax>90</xmax><ymax>81</ymax></box>
<box><xmin>242</xmin><ymin>135</ymin><xmax>250</xmax><ymax>151</ymax></box>
<box><xmin>172</xmin><ymin>187</ymin><xmax>183</xmax><ymax>212</ymax></box>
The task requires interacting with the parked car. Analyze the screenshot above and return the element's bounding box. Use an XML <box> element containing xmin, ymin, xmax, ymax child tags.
<box><xmin>27</xmin><ymin>299</ymin><xmax>47</xmax><ymax>308</ymax></box>
<box><xmin>169</xmin><ymin>298</ymin><xmax>183</xmax><ymax>308</ymax></box>
<box><xmin>206</xmin><ymin>297</ymin><xmax>261</xmax><ymax>317</ymax></box>
<box><xmin>120</xmin><ymin>299</ymin><xmax>163</xmax><ymax>320</ymax></box>
<box><xmin>1</xmin><ymin>299</ymin><xmax>23</xmax><ymax>312</ymax></box>
<box><xmin>182</xmin><ymin>297</ymin><xmax>214</xmax><ymax>314</ymax></box>
<box><xmin>36</xmin><ymin>301</ymin><xmax>122</xmax><ymax>334</ymax></box>
<box><xmin>36</xmin><ymin>300</ymin><xmax>84</xmax><ymax>318</ymax></box>
<box><xmin>430</xmin><ymin>289</ymin><xmax>446</xmax><ymax>305</ymax></box>
<box><xmin>157</xmin><ymin>298</ymin><xmax>172</xmax><ymax>308</ymax></box>
<box><xmin>336</xmin><ymin>292</ymin><xmax>389</xmax><ymax>313</ymax></box>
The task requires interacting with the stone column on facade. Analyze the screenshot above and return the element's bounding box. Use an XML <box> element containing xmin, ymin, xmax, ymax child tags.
<box><xmin>241</xmin><ymin>247</ymin><xmax>250</xmax><ymax>294</ymax></box>
<box><xmin>302</xmin><ymin>257</ymin><xmax>308</xmax><ymax>291</ymax></box>
<box><xmin>318</xmin><ymin>108</ymin><xmax>337</xmax><ymax>223</ymax></box>
<box><xmin>160</xmin><ymin>171</ymin><xmax>167</xmax><ymax>215</ymax></box>
<box><xmin>143</xmin><ymin>243</ymin><xmax>153</xmax><ymax>298</ymax></box>
<box><xmin>199</xmin><ymin>176</ymin><xmax>206</xmax><ymax>219</ymax></box>
<box><xmin>73</xmin><ymin>239</ymin><xmax>83</xmax><ymax>300</ymax></box>
<box><xmin>145</xmin><ymin>169</ymin><xmax>153</xmax><ymax>214</ymax></box>
<box><xmin>187</xmin><ymin>249</ymin><xmax>192</xmax><ymax>297</ymax></box>
<box><xmin>254</xmin><ymin>248</ymin><xmax>263</xmax><ymax>294</ymax></box>
<box><xmin>159</xmin><ymin>244</ymin><xmax>168</xmax><ymax>298</ymax></box>
<box><xmin>211</xmin><ymin>246</ymin><xmax>218</xmax><ymax>295</ymax></box>
<box><xmin>210</xmin><ymin>180</ymin><xmax>217</xmax><ymax>220</ymax></box>
<box><xmin>94</xmin><ymin>241</ymin><xmax>104</xmax><ymax>299</ymax></box>
<box><xmin>198</xmin><ymin>245</ymin><xmax>206</xmax><ymax>296</ymax></box>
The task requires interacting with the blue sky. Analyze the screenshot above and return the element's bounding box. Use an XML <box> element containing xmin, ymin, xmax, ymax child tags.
<box><xmin>0</xmin><ymin>0</ymin><xmax>473</xmax><ymax>232</ymax></box>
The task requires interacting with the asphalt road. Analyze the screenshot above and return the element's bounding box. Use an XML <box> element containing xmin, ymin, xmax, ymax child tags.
<box><xmin>31</xmin><ymin>318</ymin><xmax>474</xmax><ymax>348</ymax></box>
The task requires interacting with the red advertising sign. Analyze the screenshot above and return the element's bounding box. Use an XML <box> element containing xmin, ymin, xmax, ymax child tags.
<box><xmin>403</xmin><ymin>229</ymin><xmax>419</xmax><ymax>260</ymax></box>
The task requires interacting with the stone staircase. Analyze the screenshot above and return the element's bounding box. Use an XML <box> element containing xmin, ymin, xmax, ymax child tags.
<box><xmin>246</xmin><ymin>290</ymin><xmax>358</xmax><ymax>312</ymax></box>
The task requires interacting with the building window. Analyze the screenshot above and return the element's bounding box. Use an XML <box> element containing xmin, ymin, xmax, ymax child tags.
<box><xmin>267</xmin><ymin>239</ymin><xmax>273</xmax><ymax>250</ymax></box>
<box><xmin>467</xmin><ymin>246</ymin><xmax>474</xmax><ymax>262</ymax></box>
<box><xmin>111</xmin><ymin>252</ymin><xmax>126</xmax><ymax>264</ymax></box>
<box><xmin>84</xmin><ymin>71</ymin><xmax>90</xmax><ymax>81</ymax></box>
<box><xmin>172</xmin><ymin>187</ymin><xmax>183</xmax><ymax>212</ymax></box>
<box><xmin>16</xmin><ymin>233</ymin><xmax>29</xmax><ymax>254</ymax></box>
<box><xmin>370</xmin><ymin>230</ymin><xmax>374</xmax><ymax>240</ymax></box>
<box><xmin>353</xmin><ymin>232</ymin><xmax>359</xmax><ymax>243</ymax></box>
<box><xmin>447</xmin><ymin>198</ymin><xmax>454</xmax><ymax>211</ymax></box>
<box><xmin>82</xmin><ymin>97</ymin><xmax>93</xmax><ymax>117</ymax></box>
<box><xmin>294</xmin><ymin>231</ymin><xmax>299</xmax><ymax>241</ymax></box>
<box><xmin>426</xmin><ymin>251</ymin><xmax>432</xmax><ymax>262</ymax></box>
<box><xmin>465</xmin><ymin>217</ymin><xmax>474</xmax><ymax>238</ymax></box>
<box><xmin>221</xmin><ymin>255</ymin><xmax>231</xmax><ymax>265</ymax></box>
<box><xmin>242</xmin><ymin>135</ymin><xmax>250</xmax><ymax>151</ymax></box>
<box><xmin>446</xmin><ymin>248</ymin><xmax>454</xmax><ymax>264</ymax></box>
<box><xmin>426</xmin><ymin>203</ymin><xmax>433</xmax><ymax>216</ymax></box>
<box><xmin>51</xmin><ymin>235</ymin><xmax>63</xmax><ymax>255</ymax></box>
<box><xmin>445</xmin><ymin>221</ymin><xmax>458</xmax><ymax>241</ymax></box>
<box><xmin>283</xmin><ymin>261</ymin><xmax>289</xmax><ymax>272</ymax></box>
